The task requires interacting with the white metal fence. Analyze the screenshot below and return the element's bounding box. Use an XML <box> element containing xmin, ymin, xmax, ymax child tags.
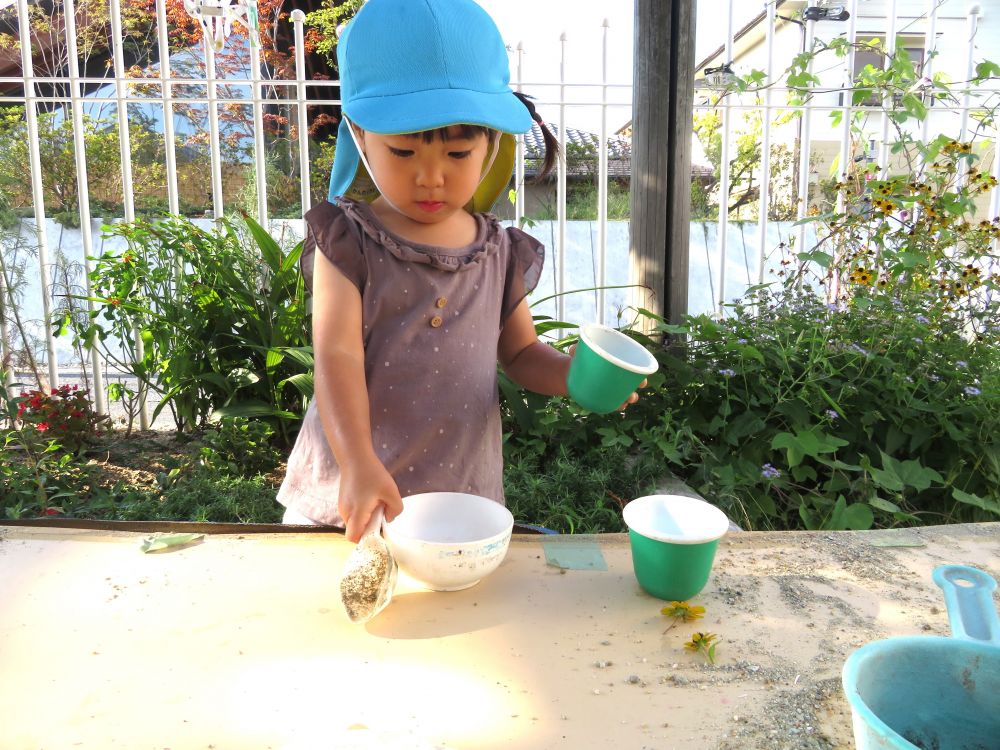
<box><xmin>2</xmin><ymin>0</ymin><xmax>999</xmax><ymax>426</ymax></box>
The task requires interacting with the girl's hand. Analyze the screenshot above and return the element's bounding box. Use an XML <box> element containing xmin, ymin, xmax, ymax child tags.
<box><xmin>616</xmin><ymin>378</ymin><xmax>648</xmax><ymax>411</ymax></box>
<box><xmin>339</xmin><ymin>456</ymin><xmax>404</xmax><ymax>543</ymax></box>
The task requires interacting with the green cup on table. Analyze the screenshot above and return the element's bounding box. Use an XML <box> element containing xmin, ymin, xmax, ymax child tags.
<box><xmin>622</xmin><ymin>494</ymin><xmax>731</xmax><ymax>601</ymax></box>
<box><xmin>567</xmin><ymin>324</ymin><xmax>659</xmax><ymax>414</ymax></box>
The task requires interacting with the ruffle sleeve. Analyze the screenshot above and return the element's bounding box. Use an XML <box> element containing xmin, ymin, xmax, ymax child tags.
<box><xmin>500</xmin><ymin>226</ymin><xmax>545</xmax><ymax>325</ymax></box>
<box><xmin>301</xmin><ymin>200</ymin><xmax>366</xmax><ymax>294</ymax></box>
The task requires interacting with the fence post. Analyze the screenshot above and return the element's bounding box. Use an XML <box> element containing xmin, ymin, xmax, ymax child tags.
<box><xmin>630</xmin><ymin>0</ymin><xmax>696</xmax><ymax>327</ymax></box>
<box><xmin>16</xmin><ymin>0</ymin><xmax>59</xmax><ymax>389</ymax></box>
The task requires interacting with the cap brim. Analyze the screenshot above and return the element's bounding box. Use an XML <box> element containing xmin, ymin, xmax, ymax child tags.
<box><xmin>347</xmin><ymin>87</ymin><xmax>532</xmax><ymax>135</ymax></box>
<box><xmin>328</xmin><ymin>108</ymin><xmax>523</xmax><ymax>210</ymax></box>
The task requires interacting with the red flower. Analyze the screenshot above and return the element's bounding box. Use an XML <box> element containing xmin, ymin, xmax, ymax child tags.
<box><xmin>37</xmin><ymin>422</ymin><xmax>49</xmax><ymax>431</ymax></box>
<box><xmin>107</xmin><ymin>297</ymin><xmax>121</xmax><ymax>307</ymax></box>
<box><xmin>44</xmin><ymin>508</ymin><xmax>60</xmax><ymax>516</ymax></box>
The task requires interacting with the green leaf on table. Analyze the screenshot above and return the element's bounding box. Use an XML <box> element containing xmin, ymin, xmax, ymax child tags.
<box><xmin>140</xmin><ymin>533</ymin><xmax>204</xmax><ymax>553</ymax></box>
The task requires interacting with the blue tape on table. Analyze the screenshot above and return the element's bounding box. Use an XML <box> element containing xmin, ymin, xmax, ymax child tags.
<box><xmin>543</xmin><ymin>541</ymin><xmax>608</xmax><ymax>571</ymax></box>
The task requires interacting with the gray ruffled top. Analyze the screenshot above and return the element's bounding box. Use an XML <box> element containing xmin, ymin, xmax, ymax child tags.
<box><xmin>277</xmin><ymin>198</ymin><xmax>544</xmax><ymax>525</ymax></box>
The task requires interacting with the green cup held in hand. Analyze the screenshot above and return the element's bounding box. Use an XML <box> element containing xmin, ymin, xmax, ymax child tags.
<box><xmin>567</xmin><ymin>324</ymin><xmax>659</xmax><ymax>413</ymax></box>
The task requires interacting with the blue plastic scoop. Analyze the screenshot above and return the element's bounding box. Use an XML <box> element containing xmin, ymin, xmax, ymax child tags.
<box><xmin>842</xmin><ymin>564</ymin><xmax>1000</xmax><ymax>750</ymax></box>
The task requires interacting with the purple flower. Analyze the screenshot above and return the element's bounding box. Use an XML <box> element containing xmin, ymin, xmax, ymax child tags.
<box><xmin>912</xmin><ymin>337</ymin><xmax>923</xmax><ymax>345</ymax></box>
<box><xmin>964</xmin><ymin>386</ymin><xmax>982</xmax><ymax>396</ymax></box>
<box><xmin>825</xmin><ymin>409</ymin><xmax>839</xmax><ymax>420</ymax></box>
<box><xmin>957</xmin><ymin>361</ymin><xmax>968</xmax><ymax>369</ymax></box>
<box><xmin>915</xmin><ymin>314</ymin><xmax>930</xmax><ymax>324</ymax></box>
<box><xmin>718</xmin><ymin>368</ymin><xmax>736</xmax><ymax>378</ymax></box>
<box><xmin>761</xmin><ymin>464</ymin><xmax>781</xmax><ymax>480</ymax></box>
<box><xmin>851</xmin><ymin>343</ymin><xmax>870</xmax><ymax>356</ymax></box>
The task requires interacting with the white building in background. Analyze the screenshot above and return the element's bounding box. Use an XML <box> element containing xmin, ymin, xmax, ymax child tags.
<box><xmin>696</xmin><ymin>0</ymin><xmax>1000</xmax><ymax>209</ymax></box>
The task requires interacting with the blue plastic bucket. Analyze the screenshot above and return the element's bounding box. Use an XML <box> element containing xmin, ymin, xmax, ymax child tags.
<box><xmin>842</xmin><ymin>565</ymin><xmax>1000</xmax><ymax>750</ymax></box>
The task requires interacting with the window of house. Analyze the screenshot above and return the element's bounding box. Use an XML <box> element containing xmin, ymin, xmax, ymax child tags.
<box><xmin>846</xmin><ymin>35</ymin><xmax>926</xmax><ymax>107</ymax></box>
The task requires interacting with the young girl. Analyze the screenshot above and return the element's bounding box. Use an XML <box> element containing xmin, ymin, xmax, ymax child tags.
<box><xmin>277</xmin><ymin>0</ymin><xmax>641</xmax><ymax>542</ymax></box>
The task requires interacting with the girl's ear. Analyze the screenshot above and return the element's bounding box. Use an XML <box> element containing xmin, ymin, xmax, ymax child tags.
<box><xmin>349</xmin><ymin>121</ymin><xmax>366</xmax><ymax>152</ymax></box>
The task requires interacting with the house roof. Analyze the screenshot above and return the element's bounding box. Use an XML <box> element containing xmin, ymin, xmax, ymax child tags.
<box><xmin>694</xmin><ymin>0</ymin><xmax>803</xmax><ymax>75</ymax></box>
<box><xmin>521</xmin><ymin>122</ymin><xmax>712</xmax><ymax>180</ymax></box>
<box><xmin>523</xmin><ymin>122</ymin><xmax>632</xmax><ymax>160</ymax></box>
<box><xmin>520</xmin><ymin>122</ymin><xmax>632</xmax><ymax>178</ymax></box>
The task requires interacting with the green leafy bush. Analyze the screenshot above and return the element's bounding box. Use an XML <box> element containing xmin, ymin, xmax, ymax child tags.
<box><xmin>192</xmin><ymin>417</ymin><xmax>282</xmax><ymax>477</ymax></box>
<box><xmin>0</xmin><ymin>382</ymin><xmax>111</xmax><ymax>516</ymax></box>
<box><xmin>650</xmin><ymin>284</ymin><xmax>999</xmax><ymax>530</ymax></box>
<box><xmin>73</xmin><ymin>214</ymin><xmax>313</xmax><ymax>445</ymax></box>
<box><xmin>504</xmin><ymin>444</ymin><xmax>661</xmax><ymax>534</ymax></box>
<box><xmin>114</xmin><ymin>471</ymin><xmax>281</xmax><ymax>524</ymax></box>
<box><xmin>14</xmin><ymin>384</ymin><xmax>109</xmax><ymax>453</ymax></box>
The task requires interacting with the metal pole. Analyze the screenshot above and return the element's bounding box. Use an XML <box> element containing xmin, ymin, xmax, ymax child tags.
<box><xmin>204</xmin><ymin>44</ymin><xmax>225</xmax><ymax>222</ymax></box>
<box><xmin>958</xmin><ymin>7</ymin><xmax>981</xmax><ymax>149</ymax></box>
<box><xmin>109</xmin><ymin>0</ymin><xmax>147</xmax><ymax>429</ymax></box>
<box><xmin>515</xmin><ymin>43</ymin><xmax>525</xmax><ymax>226</ymax></box>
<box><xmin>756</xmin><ymin>0</ymin><xmax>776</xmax><ymax>286</ymax></box>
<box><xmin>716</xmin><ymin>0</ymin><xmax>734</xmax><ymax>315</ymax></box>
<box><xmin>249</xmin><ymin>24</ymin><xmax>269</xmax><ymax>225</ymax></box>
<box><xmin>597</xmin><ymin>19</ymin><xmax>609</xmax><ymax>325</ymax></box>
<box><xmin>63</xmin><ymin>0</ymin><xmax>106</xmax><ymax>414</ymax></box>
<box><xmin>0</xmin><ymin>252</ymin><xmax>12</xmax><ymax>394</ymax></box>
<box><xmin>557</xmin><ymin>32</ymin><xmax>567</xmax><ymax>329</ymax></box>
<box><xmin>16</xmin><ymin>0</ymin><xmax>59</xmax><ymax>390</ymax></box>
<box><xmin>292</xmin><ymin>10</ymin><xmax>312</xmax><ymax>216</ymax></box>
<box><xmin>917</xmin><ymin>0</ymin><xmax>939</xmax><ymax>172</ymax></box>
<box><xmin>877</xmin><ymin>0</ymin><xmax>898</xmax><ymax>180</ymax></box>
<box><xmin>795</xmin><ymin>10</ymin><xmax>817</xmax><ymax>264</ymax></box>
<box><xmin>156</xmin><ymin>0</ymin><xmax>180</xmax><ymax>216</ymax></box>
<box><xmin>832</xmin><ymin>0</ymin><xmax>858</xmax><ymax>304</ymax></box>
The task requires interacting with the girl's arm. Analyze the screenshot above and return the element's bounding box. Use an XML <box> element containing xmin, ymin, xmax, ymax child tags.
<box><xmin>497</xmin><ymin>299</ymin><xmax>571</xmax><ymax>396</ymax></box>
<box><xmin>312</xmin><ymin>251</ymin><xmax>403</xmax><ymax>542</ymax></box>
<box><xmin>498</xmin><ymin>299</ymin><xmax>645</xmax><ymax>408</ymax></box>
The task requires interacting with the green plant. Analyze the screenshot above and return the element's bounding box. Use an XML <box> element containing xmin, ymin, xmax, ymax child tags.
<box><xmin>647</xmin><ymin>278</ymin><xmax>999</xmax><ymax>530</ymax></box>
<box><xmin>105</xmin><ymin>379</ymin><xmax>141</xmax><ymax>435</ymax></box>
<box><xmin>0</xmin><ymin>107</ymin><xmax>167</xmax><ymax>218</ymax></box>
<box><xmin>189</xmin><ymin>417</ymin><xmax>281</xmax><ymax>478</ymax></box>
<box><xmin>503</xmin><ymin>444</ymin><xmax>661</xmax><ymax>534</ymax></box>
<box><xmin>114</xmin><ymin>469</ymin><xmax>282</xmax><ymax>524</ymax></box>
<box><xmin>72</xmin><ymin>214</ymin><xmax>313</xmax><ymax>444</ymax></box>
<box><xmin>1</xmin><ymin>380</ymin><xmax>110</xmax><ymax>515</ymax></box>
<box><xmin>15</xmin><ymin>384</ymin><xmax>108</xmax><ymax>453</ymax></box>
<box><xmin>684</xmin><ymin>631</ymin><xmax>720</xmax><ymax>665</ymax></box>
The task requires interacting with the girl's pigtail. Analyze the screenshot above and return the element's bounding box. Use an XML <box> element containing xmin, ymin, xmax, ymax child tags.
<box><xmin>514</xmin><ymin>91</ymin><xmax>559</xmax><ymax>182</ymax></box>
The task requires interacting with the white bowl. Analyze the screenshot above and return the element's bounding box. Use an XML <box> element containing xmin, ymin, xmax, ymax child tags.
<box><xmin>384</xmin><ymin>492</ymin><xmax>514</xmax><ymax>591</ymax></box>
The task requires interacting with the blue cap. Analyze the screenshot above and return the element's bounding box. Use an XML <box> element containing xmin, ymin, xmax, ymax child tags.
<box><xmin>328</xmin><ymin>0</ymin><xmax>532</xmax><ymax>205</ymax></box>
